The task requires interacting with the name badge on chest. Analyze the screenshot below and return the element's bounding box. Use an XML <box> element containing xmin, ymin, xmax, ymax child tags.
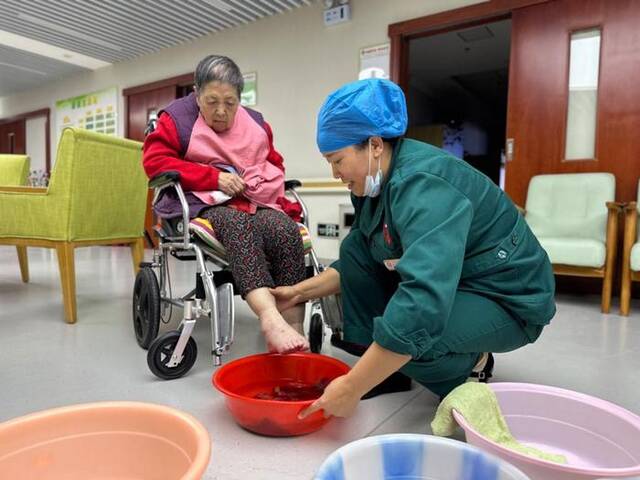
<box><xmin>383</xmin><ymin>223</ymin><xmax>393</xmax><ymax>247</ymax></box>
<box><xmin>382</xmin><ymin>223</ymin><xmax>399</xmax><ymax>270</ymax></box>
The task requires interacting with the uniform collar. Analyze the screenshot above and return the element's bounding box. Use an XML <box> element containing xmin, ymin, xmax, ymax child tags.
<box><xmin>358</xmin><ymin>138</ymin><xmax>405</xmax><ymax>237</ymax></box>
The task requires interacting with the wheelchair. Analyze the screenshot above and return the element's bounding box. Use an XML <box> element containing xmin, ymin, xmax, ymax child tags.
<box><xmin>132</xmin><ymin>171</ymin><xmax>344</xmax><ymax>380</ymax></box>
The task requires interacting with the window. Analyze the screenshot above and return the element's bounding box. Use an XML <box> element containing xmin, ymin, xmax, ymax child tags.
<box><xmin>565</xmin><ymin>28</ymin><xmax>601</xmax><ymax>160</ymax></box>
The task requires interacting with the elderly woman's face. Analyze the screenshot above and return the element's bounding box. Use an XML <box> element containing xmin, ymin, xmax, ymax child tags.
<box><xmin>325</xmin><ymin>145</ymin><xmax>370</xmax><ymax>196</ymax></box>
<box><xmin>196</xmin><ymin>81</ymin><xmax>240</xmax><ymax>133</ymax></box>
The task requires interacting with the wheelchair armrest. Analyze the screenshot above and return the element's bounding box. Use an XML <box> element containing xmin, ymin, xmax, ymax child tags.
<box><xmin>149</xmin><ymin>171</ymin><xmax>181</xmax><ymax>189</ymax></box>
<box><xmin>148</xmin><ymin>171</ymin><xmax>190</xmax><ymax>248</ymax></box>
<box><xmin>285</xmin><ymin>179</ymin><xmax>302</xmax><ymax>190</ymax></box>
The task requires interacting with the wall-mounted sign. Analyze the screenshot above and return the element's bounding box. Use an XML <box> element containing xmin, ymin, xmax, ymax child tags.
<box><xmin>358</xmin><ymin>43</ymin><xmax>390</xmax><ymax>80</ymax></box>
<box><xmin>241</xmin><ymin>72</ymin><xmax>257</xmax><ymax>107</ymax></box>
<box><xmin>56</xmin><ymin>87</ymin><xmax>118</xmax><ymax>139</ymax></box>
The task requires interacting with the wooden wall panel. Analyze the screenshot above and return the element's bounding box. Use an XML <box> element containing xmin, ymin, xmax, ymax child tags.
<box><xmin>126</xmin><ymin>85</ymin><xmax>177</xmax><ymax>142</ymax></box>
<box><xmin>0</xmin><ymin>120</ymin><xmax>26</xmax><ymax>154</ymax></box>
<box><xmin>595</xmin><ymin>0</ymin><xmax>640</xmax><ymax>202</ymax></box>
<box><xmin>505</xmin><ymin>1</ymin><xmax>568</xmax><ymax>205</ymax></box>
<box><xmin>506</xmin><ymin>0</ymin><xmax>640</xmax><ymax>205</ymax></box>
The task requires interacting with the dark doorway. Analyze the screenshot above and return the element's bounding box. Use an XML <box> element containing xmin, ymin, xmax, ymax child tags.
<box><xmin>124</xmin><ymin>73</ymin><xmax>194</xmax><ymax>142</ymax></box>
<box><xmin>0</xmin><ymin>119</ymin><xmax>26</xmax><ymax>155</ymax></box>
<box><xmin>405</xmin><ymin>19</ymin><xmax>511</xmax><ymax>186</ymax></box>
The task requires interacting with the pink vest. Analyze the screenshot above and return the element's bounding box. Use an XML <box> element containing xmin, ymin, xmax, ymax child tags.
<box><xmin>185</xmin><ymin>106</ymin><xmax>284</xmax><ymax>213</ymax></box>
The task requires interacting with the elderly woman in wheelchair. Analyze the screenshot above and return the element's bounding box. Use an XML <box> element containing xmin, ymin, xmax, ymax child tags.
<box><xmin>137</xmin><ymin>55</ymin><xmax>330</xmax><ymax>379</ymax></box>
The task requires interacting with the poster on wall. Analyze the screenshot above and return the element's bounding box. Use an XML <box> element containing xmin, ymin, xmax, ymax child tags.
<box><xmin>55</xmin><ymin>87</ymin><xmax>118</xmax><ymax>140</ymax></box>
<box><xmin>358</xmin><ymin>43</ymin><xmax>390</xmax><ymax>80</ymax></box>
<box><xmin>241</xmin><ymin>72</ymin><xmax>257</xmax><ymax>106</ymax></box>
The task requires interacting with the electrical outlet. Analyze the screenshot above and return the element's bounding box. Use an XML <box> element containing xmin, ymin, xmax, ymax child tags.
<box><xmin>317</xmin><ymin>223</ymin><xmax>340</xmax><ymax>238</ymax></box>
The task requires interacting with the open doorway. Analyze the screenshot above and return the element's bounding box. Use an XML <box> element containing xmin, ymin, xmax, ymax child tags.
<box><xmin>405</xmin><ymin>19</ymin><xmax>511</xmax><ymax>187</ymax></box>
<box><xmin>0</xmin><ymin>108</ymin><xmax>51</xmax><ymax>184</ymax></box>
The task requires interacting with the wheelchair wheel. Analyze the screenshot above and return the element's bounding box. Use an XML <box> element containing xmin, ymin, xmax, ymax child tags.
<box><xmin>132</xmin><ymin>267</ymin><xmax>161</xmax><ymax>349</ymax></box>
<box><xmin>309</xmin><ymin>312</ymin><xmax>324</xmax><ymax>354</ymax></box>
<box><xmin>147</xmin><ymin>330</ymin><xmax>198</xmax><ymax>380</ymax></box>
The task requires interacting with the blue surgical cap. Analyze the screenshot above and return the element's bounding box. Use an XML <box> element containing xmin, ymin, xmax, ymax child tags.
<box><xmin>316</xmin><ymin>78</ymin><xmax>408</xmax><ymax>154</ymax></box>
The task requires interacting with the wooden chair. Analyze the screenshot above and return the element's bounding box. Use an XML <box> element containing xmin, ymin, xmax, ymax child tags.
<box><xmin>521</xmin><ymin>173</ymin><xmax>621</xmax><ymax>313</ymax></box>
<box><xmin>620</xmin><ymin>186</ymin><xmax>640</xmax><ymax>315</ymax></box>
<box><xmin>0</xmin><ymin>154</ymin><xmax>30</xmax><ymax>186</ymax></box>
<box><xmin>0</xmin><ymin>154</ymin><xmax>31</xmax><ymax>282</ymax></box>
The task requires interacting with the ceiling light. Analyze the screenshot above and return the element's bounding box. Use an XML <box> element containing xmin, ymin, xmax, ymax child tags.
<box><xmin>17</xmin><ymin>13</ymin><xmax>123</xmax><ymax>52</ymax></box>
<box><xmin>0</xmin><ymin>29</ymin><xmax>111</xmax><ymax>70</ymax></box>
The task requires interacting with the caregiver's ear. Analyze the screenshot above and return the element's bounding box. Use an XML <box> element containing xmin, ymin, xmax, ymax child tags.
<box><xmin>369</xmin><ymin>136</ymin><xmax>384</xmax><ymax>155</ymax></box>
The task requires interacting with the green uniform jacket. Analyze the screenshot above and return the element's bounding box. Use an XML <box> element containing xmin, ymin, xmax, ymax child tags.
<box><xmin>333</xmin><ymin>139</ymin><xmax>556</xmax><ymax>359</ymax></box>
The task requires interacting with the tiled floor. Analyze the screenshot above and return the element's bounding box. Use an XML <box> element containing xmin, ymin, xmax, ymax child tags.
<box><xmin>1</xmin><ymin>245</ymin><xmax>639</xmax><ymax>479</ymax></box>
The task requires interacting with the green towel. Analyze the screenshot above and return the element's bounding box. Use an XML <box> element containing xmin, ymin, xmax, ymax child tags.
<box><xmin>431</xmin><ymin>382</ymin><xmax>567</xmax><ymax>464</ymax></box>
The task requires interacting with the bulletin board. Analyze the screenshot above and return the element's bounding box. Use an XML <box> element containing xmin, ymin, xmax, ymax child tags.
<box><xmin>55</xmin><ymin>87</ymin><xmax>118</xmax><ymax>139</ymax></box>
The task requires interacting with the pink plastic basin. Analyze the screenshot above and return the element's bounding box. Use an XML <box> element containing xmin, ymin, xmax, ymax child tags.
<box><xmin>453</xmin><ymin>383</ymin><xmax>640</xmax><ymax>480</ymax></box>
<box><xmin>0</xmin><ymin>402</ymin><xmax>211</xmax><ymax>480</ymax></box>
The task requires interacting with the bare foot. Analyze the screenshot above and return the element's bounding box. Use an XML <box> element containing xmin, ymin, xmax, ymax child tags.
<box><xmin>261</xmin><ymin>312</ymin><xmax>309</xmax><ymax>354</ymax></box>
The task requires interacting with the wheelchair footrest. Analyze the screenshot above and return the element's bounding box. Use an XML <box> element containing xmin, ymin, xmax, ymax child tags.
<box><xmin>170</xmin><ymin>250</ymin><xmax>197</xmax><ymax>262</ymax></box>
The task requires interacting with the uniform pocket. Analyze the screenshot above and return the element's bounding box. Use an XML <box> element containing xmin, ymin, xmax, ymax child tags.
<box><xmin>461</xmin><ymin>215</ymin><xmax>527</xmax><ymax>278</ymax></box>
<box><xmin>370</xmin><ymin>231</ymin><xmax>403</xmax><ymax>265</ymax></box>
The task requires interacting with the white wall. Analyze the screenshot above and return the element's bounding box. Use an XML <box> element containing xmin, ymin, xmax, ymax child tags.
<box><xmin>294</xmin><ymin>187</ymin><xmax>351</xmax><ymax>260</ymax></box>
<box><xmin>0</xmin><ymin>0</ymin><xmax>484</xmax><ymax>178</ymax></box>
<box><xmin>0</xmin><ymin>0</ymin><xmax>486</xmax><ymax>258</ymax></box>
<box><xmin>25</xmin><ymin>116</ymin><xmax>47</xmax><ymax>172</ymax></box>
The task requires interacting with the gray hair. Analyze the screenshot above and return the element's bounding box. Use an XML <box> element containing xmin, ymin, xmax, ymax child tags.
<box><xmin>194</xmin><ymin>55</ymin><xmax>244</xmax><ymax>98</ymax></box>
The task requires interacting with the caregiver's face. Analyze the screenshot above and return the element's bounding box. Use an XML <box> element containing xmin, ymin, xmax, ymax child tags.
<box><xmin>325</xmin><ymin>144</ymin><xmax>370</xmax><ymax>196</ymax></box>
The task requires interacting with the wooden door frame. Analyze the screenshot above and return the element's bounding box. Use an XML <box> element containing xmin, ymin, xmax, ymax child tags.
<box><xmin>388</xmin><ymin>0</ymin><xmax>553</xmax><ymax>90</ymax></box>
<box><xmin>122</xmin><ymin>72</ymin><xmax>194</xmax><ymax>138</ymax></box>
<box><xmin>0</xmin><ymin>108</ymin><xmax>51</xmax><ymax>172</ymax></box>
<box><xmin>122</xmin><ymin>72</ymin><xmax>194</xmax><ymax>249</ymax></box>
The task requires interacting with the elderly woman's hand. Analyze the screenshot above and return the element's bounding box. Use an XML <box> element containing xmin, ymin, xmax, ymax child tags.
<box><xmin>218</xmin><ymin>172</ymin><xmax>245</xmax><ymax>196</ymax></box>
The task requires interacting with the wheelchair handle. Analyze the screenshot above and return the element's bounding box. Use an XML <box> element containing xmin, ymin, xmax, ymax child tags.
<box><xmin>149</xmin><ymin>170</ymin><xmax>180</xmax><ymax>189</ymax></box>
<box><xmin>284</xmin><ymin>179</ymin><xmax>302</xmax><ymax>190</ymax></box>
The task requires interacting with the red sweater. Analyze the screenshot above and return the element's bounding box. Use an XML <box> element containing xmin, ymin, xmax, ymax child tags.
<box><xmin>143</xmin><ymin>113</ymin><xmax>285</xmax><ymax>213</ymax></box>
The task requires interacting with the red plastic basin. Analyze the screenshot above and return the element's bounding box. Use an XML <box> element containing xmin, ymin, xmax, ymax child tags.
<box><xmin>212</xmin><ymin>353</ymin><xmax>350</xmax><ymax>436</ymax></box>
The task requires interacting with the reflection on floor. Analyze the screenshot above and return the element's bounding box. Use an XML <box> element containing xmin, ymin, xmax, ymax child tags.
<box><xmin>1</xmin><ymin>246</ymin><xmax>639</xmax><ymax>479</ymax></box>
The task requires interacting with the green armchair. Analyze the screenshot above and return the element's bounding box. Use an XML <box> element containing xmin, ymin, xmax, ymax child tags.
<box><xmin>0</xmin><ymin>154</ymin><xmax>31</xmax><ymax>283</ymax></box>
<box><xmin>0</xmin><ymin>154</ymin><xmax>30</xmax><ymax>186</ymax></box>
<box><xmin>0</xmin><ymin>128</ymin><xmax>148</xmax><ymax>323</ymax></box>
<box><xmin>620</xmin><ymin>181</ymin><xmax>640</xmax><ymax>315</ymax></box>
<box><xmin>522</xmin><ymin>173</ymin><xmax>620</xmax><ymax>313</ymax></box>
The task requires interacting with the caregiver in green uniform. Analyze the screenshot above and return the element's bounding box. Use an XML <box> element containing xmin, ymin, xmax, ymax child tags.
<box><xmin>271</xmin><ymin>78</ymin><xmax>556</xmax><ymax>419</ymax></box>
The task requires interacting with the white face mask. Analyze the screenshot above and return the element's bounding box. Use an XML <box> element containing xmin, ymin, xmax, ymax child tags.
<box><xmin>363</xmin><ymin>139</ymin><xmax>382</xmax><ymax>198</ymax></box>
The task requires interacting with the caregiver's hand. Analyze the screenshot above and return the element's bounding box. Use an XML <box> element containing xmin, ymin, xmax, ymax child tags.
<box><xmin>218</xmin><ymin>172</ymin><xmax>245</xmax><ymax>196</ymax></box>
<box><xmin>269</xmin><ymin>285</ymin><xmax>305</xmax><ymax>312</ymax></box>
<box><xmin>298</xmin><ymin>374</ymin><xmax>362</xmax><ymax>419</ymax></box>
